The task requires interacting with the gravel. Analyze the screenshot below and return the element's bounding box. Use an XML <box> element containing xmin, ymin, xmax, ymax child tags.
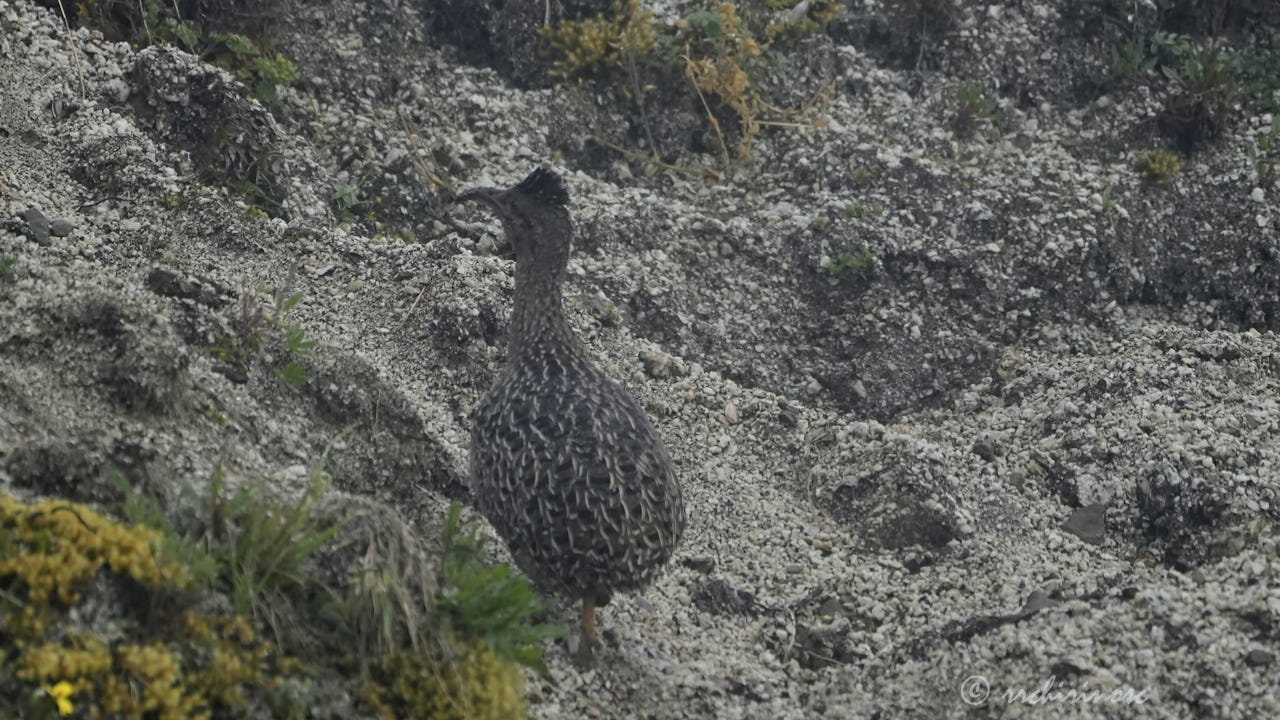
<box><xmin>2</xmin><ymin>0</ymin><xmax>1278</xmax><ymax>718</ymax></box>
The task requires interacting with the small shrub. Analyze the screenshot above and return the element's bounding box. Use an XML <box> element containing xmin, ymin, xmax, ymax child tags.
<box><xmin>848</xmin><ymin>167</ymin><xmax>873</xmax><ymax>186</ymax></box>
<box><xmin>950</xmin><ymin>83</ymin><xmax>999</xmax><ymax>139</ymax></box>
<box><xmin>1153</xmin><ymin>34</ymin><xmax>1239</xmax><ymax>148</ymax></box>
<box><xmin>362</xmin><ymin>643</ymin><xmax>526</xmax><ymax>720</ymax></box>
<box><xmin>1135</xmin><ymin>149</ymin><xmax>1181</xmax><ymax>185</ymax></box>
<box><xmin>436</xmin><ymin>502</ymin><xmax>564</xmax><ymax>674</ymax></box>
<box><xmin>1245</xmin><ymin>113</ymin><xmax>1280</xmax><ymax>185</ymax></box>
<box><xmin>206</xmin><ymin>277</ymin><xmax>314</xmax><ymax>389</ymax></box>
<box><xmin>1109</xmin><ymin>39</ymin><xmax>1156</xmax><ymax>87</ymax></box>
<box><xmin>73</xmin><ymin>1</ymin><xmax>297</xmax><ymax>107</ymax></box>
<box><xmin>209</xmin><ymin>463</ymin><xmax>341</xmax><ymax>616</ymax></box>
<box><xmin>207</xmin><ymin>33</ymin><xmax>299</xmax><ymax>106</ymax></box>
<box><xmin>540</xmin><ymin>0</ymin><xmax>656</xmax><ymax>80</ymax></box>
<box><xmin>0</xmin><ymin>256</ymin><xmax>14</xmax><ymax>280</ymax></box>
<box><xmin>112</xmin><ymin>472</ymin><xmax>220</xmax><ymax>590</ymax></box>
<box><xmin>0</xmin><ymin>492</ymin><xmax>285</xmax><ymax>720</ymax></box>
<box><xmin>676</xmin><ymin>2</ymin><xmax>765</xmax><ymax>159</ymax></box>
<box><xmin>822</xmin><ymin>250</ymin><xmax>876</xmax><ymax>281</ymax></box>
<box><xmin>843</xmin><ymin>201</ymin><xmax>883</xmax><ymax>218</ymax></box>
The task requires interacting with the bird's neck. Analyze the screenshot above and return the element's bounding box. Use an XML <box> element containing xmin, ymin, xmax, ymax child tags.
<box><xmin>509</xmin><ymin>261</ymin><xmax>582</xmax><ymax>365</ymax></box>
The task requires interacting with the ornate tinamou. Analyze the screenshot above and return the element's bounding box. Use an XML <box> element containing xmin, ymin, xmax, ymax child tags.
<box><xmin>459</xmin><ymin>168</ymin><xmax>685</xmax><ymax>666</ymax></box>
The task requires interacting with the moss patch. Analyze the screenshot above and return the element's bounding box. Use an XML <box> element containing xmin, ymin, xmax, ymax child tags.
<box><xmin>0</xmin><ymin>493</ymin><xmax>284</xmax><ymax>720</ymax></box>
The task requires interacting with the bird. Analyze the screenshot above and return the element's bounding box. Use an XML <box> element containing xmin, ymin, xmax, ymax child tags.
<box><xmin>458</xmin><ymin>167</ymin><xmax>686</xmax><ymax>667</ymax></box>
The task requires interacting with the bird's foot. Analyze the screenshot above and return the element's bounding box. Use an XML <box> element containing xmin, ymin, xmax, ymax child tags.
<box><xmin>572</xmin><ymin>637</ymin><xmax>597</xmax><ymax>669</ymax></box>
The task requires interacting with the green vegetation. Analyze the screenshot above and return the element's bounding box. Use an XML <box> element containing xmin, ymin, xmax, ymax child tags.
<box><xmin>0</xmin><ymin>256</ymin><xmax>14</xmax><ymax>281</ymax></box>
<box><xmin>848</xmin><ymin>167</ymin><xmax>873</xmax><ymax>186</ymax></box>
<box><xmin>810</xmin><ymin>216</ymin><xmax>829</xmax><ymax>230</ymax></box>
<box><xmin>843</xmin><ymin>201</ymin><xmax>883</xmax><ymax>219</ymax></box>
<box><xmin>1110</xmin><ymin>39</ymin><xmax>1154</xmax><ymax>86</ymax></box>
<box><xmin>1135</xmin><ymin>149</ymin><xmax>1181</xmax><ymax>185</ymax></box>
<box><xmin>675</xmin><ymin>2</ymin><xmax>768</xmax><ymax>160</ymax></box>
<box><xmin>4</xmin><ymin>434</ymin><xmax>557</xmax><ymax>719</ymax></box>
<box><xmin>206</xmin><ymin>280</ymin><xmax>314</xmax><ymax>389</ymax></box>
<box><xmin>112</xmin><ymin>443</ymin><xmax>344</xmax><ymax>622</ymax></box>
<box><xmin>1152</xmin><ymin>34</ymin><xmax>1239</xmax><ymax>146</ymax></box>
<box><xmin>950</xmin><ymin>82</ymin><xmax>999</xmax><ymax>140</ymax></box>
<box><xmin>74</xmin><ymin>0</ymin><xmax>297</xmax><ymax>107</ymax></box>
<box><xmin>333</xmin><ymin>181</ymin><xmax>366</xmax><ymax>224</ymax></box>
<box><xmin>209</xmin><ymin>466</ymin><xmax>340</xmax><ymax>616</ymax></box>
<box><xmin>362</xmin><ymin>643</ymin><xmax>526</xmax><ymax>720</ymax></box>
<box><xmin>436</xmin><ymin>502</ymin><xmax>565</xmax><ymax>675</ymax></box>
<box><xmin>822</xmin><ymin>250</ymin><xmax>876</xmax><ymax>280</ymax></box>
<box><xmin>1105</xmin><ymin>25</ymin><xmax>1280</xmax><ymax>149</ymax></box>
<box><xmin>1246</xmin><ymin>114</ymin><xmax>1280</xmax><ymax>186</ymax></box>
<box><xmin>205</xmin><ymin>33</ymin><xmax>298</xmax><ymax>106</ymax></box>
<box><xmin>540</xmin><ymin>0</ymin><xmax>656</xmax><ymax>80</ymax></box>
<box><xmin>543</xmin><ymin>1</ymin><xmax>838</xmax><ymax>168</ymax></box>
<box><xmin>0</xmin><ymin>490</ymin><xmax>288</xmax><ymax>720</ymax></box>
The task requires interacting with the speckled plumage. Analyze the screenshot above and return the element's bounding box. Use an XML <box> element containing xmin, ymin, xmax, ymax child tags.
<box><xmin>460</xmin><ymin>168</ymin><xmax>685</xmax><ymax>661</ymax></box>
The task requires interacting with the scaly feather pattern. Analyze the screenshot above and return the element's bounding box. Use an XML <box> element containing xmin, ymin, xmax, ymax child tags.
<box><xmin>465</xmin><ymin>168</ymin><xmax>685</xmax><ymax>618</ymax></box>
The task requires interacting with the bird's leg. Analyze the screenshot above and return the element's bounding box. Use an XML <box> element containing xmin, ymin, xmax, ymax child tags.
<box><xmin>574</xmin><ymin>596</ymin><xmax>596</xmax><ymax>668</ymax></box>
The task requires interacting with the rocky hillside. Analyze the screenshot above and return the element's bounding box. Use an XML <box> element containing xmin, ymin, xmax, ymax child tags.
<box><xmin>2</xmin><ymin>0</ymin><xmax>1278</xmax><ymax>718</ymax></box>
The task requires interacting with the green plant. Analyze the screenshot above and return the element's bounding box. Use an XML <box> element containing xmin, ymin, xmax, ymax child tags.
<box><xmin>205</xmin><ymin>32</ymin><xmax>299</xmax><ymax>106</ymax></box>
<box><xmin>0</xmin><ymin>491</ymin><xmax>283</xmax><ymax>720</ymax></box>
<box><xmin>1100</xmin><ymin>177</ymin><xmax>1117</xmax><ymax>214</ymax></box>
<box><xmin>1245</xmin><ymin>113</ymin><xmax>1280</xmax><ymax>185</ymax></box>
<box><xmin>848</xmin><ymin>167</ymin><xmax>873</xmax><ymax>186</ymax></box>
<box><xmin>436</xmin><ymin>502</ymin><xmax>565</xmax><ymax>674</ymax></box>
<box><xmin>361</xmin><ymin>643</ymin><xmax>526</xmax><ymax>720</ymax></box>
<box><xmin>111</xmin><ymin>472</ymin><xmax>220</xmax><ymax>590</ymax></box>
<box><xmin>1135</xmin><ymin>149</ymin><xmax>1181</xmax><ymax>185</ymax></box>
<box><xmin>675</xmin><ymin>3</ymin><xmax>766</xmax><ymax>160</ymax></box>
<box><xmin>811</xmin><ymin>216</ymin><xmax>830</xmax><ymax>230</ymax></box>
<box><xmin>0</xmin><ymin>256</ymin><xmax>14</xmax><ymax>280</ymax></box>
<box><xmin>547</xmin><ymin>2</ymin><xmax>832</xmax><ymax>172</ymax></box>
<box><xmin>74</xmin><ymin>1</ymin><xmax>297</xmax><ymax>107</ymax></box>
<box><xmin>333</xmin><ymin>182</ymin><xmax>364</xmax><ymax>223</ymax></box>
<box><xmin>843</xmin><ymin>201</ymin><xmax>883</xmax><ymax>219</ymax></box>
<box><xmin>951</xmin><ymin>82</ymin><xmax>999</xmax><ymax>139</ymax></box>
<box><xmin>209</xmin><ymin>462</ymin><xmax>341</xmax><ymax>617</ymax></box>
<box><xmin>1153</xmin><ymin>34</ymin><xmax>1239</xmax><ymax>146</ymax></box>
<box><xmin>1235</xmin><ymin>45</ymin><xmax>1280</xmax><ymax>108</ymax></box>
<box><xmin>206</xmin><ymin>278</ymin><xmax>314</xmax><ymax>388</ymax></box>
<box><xmin>822</xmin><ymin>250</ymin><xmax>876</xmax><ymax>280</ymax></box>
<box><xmin>1110</xmin><ymin>39</ymin><xmax>1156</xmax><ymax>87</ymax></box>
<box><xmin>540</xmin><ymin>0</ymin><xmax>656</xmax><ymax>80</ymax></box>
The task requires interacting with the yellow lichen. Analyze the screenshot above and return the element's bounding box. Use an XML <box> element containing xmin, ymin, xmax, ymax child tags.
<box><xmin>0</xmin><ymin>494</ymin><xmax>189</xmax><ymax>617</ymax></box>
<box><xmin>1135</xmin><ymin>148</ymin><xmax>1180</xmax><ymax>185</ymax></box>
<box><xmin>363</xmin><ymin>642</ymin><xmax>526</xmax><ymax>720</ymax></box>
<box><xmin>678</xmin><ymin>3</ymin><xmax>765</xmax><ymax>158</ymax></box>
<box><xmin>541</xmin><ymin>0</ymin><xmax>656</xmax><ymax>80</ymax></box>
<box><xmin>1</xmin><ymin>493</ymin><xmax>283</xmax><ymax>719</ymax></box>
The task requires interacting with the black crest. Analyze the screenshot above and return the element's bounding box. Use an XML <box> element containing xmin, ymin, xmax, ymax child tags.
<box><xmin>514</xmin><ymin>167</ymin><xmax>569</xmax><ymax>207</ymax></box>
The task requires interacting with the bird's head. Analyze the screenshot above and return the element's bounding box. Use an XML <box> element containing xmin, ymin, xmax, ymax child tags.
<box><xmin>457</xmin><ymin>167</ymin><xmax>572</xmax><ymax>267</ymax></box>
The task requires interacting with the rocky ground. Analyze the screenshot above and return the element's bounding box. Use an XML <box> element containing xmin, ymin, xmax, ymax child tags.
<box><xmin>2</xmin><ymin>0</ymin><xmax>1278</xmax><ymax>718</ymax></box>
